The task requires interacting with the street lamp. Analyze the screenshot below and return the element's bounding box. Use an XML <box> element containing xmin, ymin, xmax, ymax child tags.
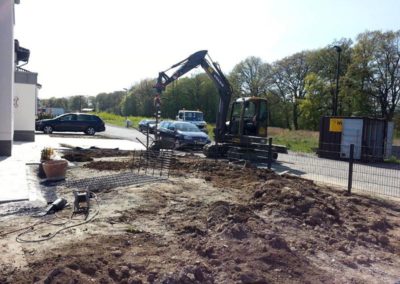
<box><xmin>333</xmin><ymin>45</ymin><xmax>342</xmax><ymax>116</ymax></box>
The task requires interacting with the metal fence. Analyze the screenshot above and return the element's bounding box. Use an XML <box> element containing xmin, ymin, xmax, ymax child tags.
<box><xmin>270</xmin><ymin>142</ymin><xmax>400</xmax><ymax>198</ymax></box>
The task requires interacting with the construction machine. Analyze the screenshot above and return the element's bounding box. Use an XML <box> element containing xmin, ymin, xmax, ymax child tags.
<box><xmin>154</xmin><ymin>50</ymin><xmax>286</xmax><ymax>161</ymax></box>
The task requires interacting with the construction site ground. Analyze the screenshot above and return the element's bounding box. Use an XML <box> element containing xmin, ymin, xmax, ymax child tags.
<box><xmin>1</xmin><ymin>148</ymin><xmax>400</xmax><ymax>284</ymax></box>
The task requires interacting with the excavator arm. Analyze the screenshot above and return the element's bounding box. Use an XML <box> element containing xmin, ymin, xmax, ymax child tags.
<box><xmin>154</xmin><ymin>50</ymin><xmax>232</xmax><ymax>142</ymax></box>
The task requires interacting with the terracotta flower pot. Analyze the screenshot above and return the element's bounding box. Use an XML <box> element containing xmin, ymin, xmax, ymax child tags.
<box><xmin>42</xmin><ymin>159</ymin><xmax>68</xmax><ymax>181</ymax></box>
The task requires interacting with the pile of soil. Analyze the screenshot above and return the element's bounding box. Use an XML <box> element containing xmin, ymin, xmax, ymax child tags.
<box><xmin>1</xmin><ymin>156</ymin><xmax>399</xmax><ymax>283</ymax></box>
<box><xmin>62</xmin><ymin>148</ymin><xmax>134</xmax><ymax>162</ymax></box>
<box><xmin>83</xmin><ymin>160</ymin><xmax>132</xmax><ymax>171</ymax></box>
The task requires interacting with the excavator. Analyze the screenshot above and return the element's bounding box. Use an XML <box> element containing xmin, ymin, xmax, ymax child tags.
<box><xmin>153</xmin><ymin>50</ymin><xmax>286</xmax><ymax>161</ymax></box>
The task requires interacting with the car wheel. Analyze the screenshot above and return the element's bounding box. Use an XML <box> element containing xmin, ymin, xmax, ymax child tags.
<box><xmin>85</xmin><ymin>127</ymin><xmax>96</xmax><ymax>135</ymax></box>
<box><xmin>43</xmin><ymin>125</ymin><xmax>53</xmax><ymax>134</ymax></box>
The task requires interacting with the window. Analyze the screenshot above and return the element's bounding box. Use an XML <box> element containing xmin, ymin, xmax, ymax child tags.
<box><xmin>243</xmin><ymin>102</ymin><xmax>256</xmax><ymax>118</ymax></box>
<box><xmin>160</xmin><ymin>121</ymin><xmax>170</xmax><ymax>129</ymax></box>
<box><xmin>231</xmin><ymin>102</ymin><xmax>242</xmax><ymax>118</ymax></box>
<box><xmin>59</xmin><ymin>114</ymin><xmax>76</xmax><ymax>121</ymax></box>
<box><xmin>77</xmin><ymin>114</ymin><xmax>91</xmax><ymax>121</ymax></box>
<box><xmin>175</xmin><ymin>123</ymin><xmax>200</xmax><ymax>132</ymax></box>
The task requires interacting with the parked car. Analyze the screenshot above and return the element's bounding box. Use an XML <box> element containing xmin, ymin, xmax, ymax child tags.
<box><xmin>157</xmin><ymin>121</ymin><xmax>211</xmax><ymax>150</ymax></box>
<box><xmin>35</xmin><ymin>113</ymin><xmax>105</xmax><ymax>135</ymax></box>
<box><xmin>176</xmin><ymin>110</ymin><xmax>208</xmax><ymax>133</ymax></box>
<box><xmin>138</xmin><ymin>119</ymin><xmax>157</xmax><ymax>133</ymax></box>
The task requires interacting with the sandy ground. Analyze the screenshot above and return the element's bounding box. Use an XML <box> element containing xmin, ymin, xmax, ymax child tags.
<box><xmin>0</xmin><ymin>150</ymin><xmax>399</xmax><ymax>284</ymax></box>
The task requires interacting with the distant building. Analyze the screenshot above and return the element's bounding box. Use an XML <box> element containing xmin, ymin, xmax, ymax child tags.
<box><xmin>14</xmin><ymin>67</ymin><xmax>41</xmax><ymax>142</ymax></box>
<box><xmin>38</xmin><ymin>107</ymin><xmax>65</xmax><ymax>117</ymax></box>
<box><xmin>81</xmin><ymin>108</ymin><xmax>94</xmax><ymax>113</ymax></box>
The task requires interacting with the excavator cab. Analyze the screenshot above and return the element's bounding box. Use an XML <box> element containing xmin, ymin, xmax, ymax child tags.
<box><xmin>228</xmin><ymin>97</ymin><xmax>268</xmax><ymax>138</ymax></box>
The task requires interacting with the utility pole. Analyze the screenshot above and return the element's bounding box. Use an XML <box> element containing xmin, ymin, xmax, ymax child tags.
<box><xmin>333</xmin><ymin>45</ymin><xmax>342</xmax><ymax>116</ymax></box>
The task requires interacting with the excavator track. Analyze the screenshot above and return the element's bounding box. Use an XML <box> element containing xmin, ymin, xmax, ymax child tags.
<box><xmin>226</xmin><ymin>146</ymin><xmax>277</xmax><ymax>163</ymax></box>
<box><xmin>203</xmin><ymin>143</ymin><xmax>278</xmax><ymax>162</ymax></box>
<box><xmin>203</xmin><ymin>143</ymin><xmax>228</xmax><ymax>158</ymax></box>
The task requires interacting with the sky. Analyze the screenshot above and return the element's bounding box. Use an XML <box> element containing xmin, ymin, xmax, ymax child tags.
<box><xmin>14</xmin><ymin>0</ymin><xmax>400</xmax><ymax>99</ymax></box>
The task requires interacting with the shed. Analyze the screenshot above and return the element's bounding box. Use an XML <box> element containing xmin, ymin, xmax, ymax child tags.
<box><xmin>318</xmin><ymin>116</ymin><xmax>394</xmax><ymax>162</ymax></box>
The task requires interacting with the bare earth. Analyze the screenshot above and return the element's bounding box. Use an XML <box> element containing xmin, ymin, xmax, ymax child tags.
<box><xmin>0</xmin><ymin>152</ymin><xmax>399</xmax><ymax>284</ymax></box>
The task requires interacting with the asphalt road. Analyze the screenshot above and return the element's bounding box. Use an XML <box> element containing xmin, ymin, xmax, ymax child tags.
<box><xmin>100</xmin><ymin>124</ymin><xmax>400</xmax><ymax>198</ymax></box>
<box><xmin>100</xmin><ymin>124</ymin><xmax>153</xmax><ymax>147</ymax></box>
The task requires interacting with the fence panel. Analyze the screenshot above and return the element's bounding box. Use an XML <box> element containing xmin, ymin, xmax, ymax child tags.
<box><xmin>352</xmin><ymin>145</ymin><xmax>400</xmax><ymax>197</ymax></box>
<box><xmin>270</xmin><ymin>142</ymin><xmax>400</xmax><ymax>198</ymax></box>
<box><xmin>272</xmin><ymin>150</ymin><xmax>350</xmax><ymax>189</ymax></box>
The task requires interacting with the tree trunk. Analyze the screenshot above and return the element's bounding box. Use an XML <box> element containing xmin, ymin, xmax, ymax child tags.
<box><xmin>285</xmin><ymin>115</ymin><xmax>291</xmax><ymax>130</ymax></box>
<box><xmin>293</xmin><ymin>103</ymin><xmax>299</xmax><ymax>130</ymax></box>
<box><xmin>282</xmin><ymin>103</ymin><xmax>291</xmax><ymax>130</ymax></box>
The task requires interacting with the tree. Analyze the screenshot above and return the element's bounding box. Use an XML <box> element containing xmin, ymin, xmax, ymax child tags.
<box><xmin>230</xmin><ymin>57</ymin><xmax>271</xmax><ymax>98</ymax></box>
<box><xmin>40</xmin><ymin>97</ymin><xmax>69</xmax><ymax>110</ymax></box>
<box><xmin>271</xmin><ymin>51</ymin><xmax>310</xmax><ymax>130</ymax></box>
<box><xmin>68</xmin><ymin>95</ymin><xmax>88</xmax><ymax>112</ymax></box>
<box><xmin>307</xmin><ymin>38</ymin><xmax>353</xmax><ymax>116</ymax></box>
<box><xmin>160</xmin><ymin>73</ymin><xmax>219</xmax><ymax>122</ymax></box>
<box><xmin>128</xmin><ymin>79</ymin><xmax>157</xmax><ymax>117</ymax></box>
<box><xmin>350</xmin><ymin>30</ymin><xmax>400</xmax><ymax>120</ymax></box>
<box><xmin>94</xmin><ymin>91</ymin><xmax>125</xmax><ymax>114</ymax></box>
<box><xmin>121</xmin><ymin>92</ymin><xmax>139</xmax><ymax>116</ymax></box>
<box><xmin>267</xmin><ymin>72</ymin><xmax>292</xmax><ymax>129</ymax></box>
<box><xmin>300</xmin><ymin>73</ymin><xmax>332</xmax><ymax>130</ymax></box>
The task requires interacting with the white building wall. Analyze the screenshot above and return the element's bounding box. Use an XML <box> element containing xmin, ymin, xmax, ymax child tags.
<box><xmin>0</xmin><ymin>0</ymin><xmax>15</xmax><ymax>155</ymax></box>
<box><xmin>14</xmin><ymin>83</ymin><xmax>36</xmax><ymax>132</ymax></box>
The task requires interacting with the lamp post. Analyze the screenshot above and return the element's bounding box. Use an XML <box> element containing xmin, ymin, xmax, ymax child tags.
<box><xmin>333</xmin><ymin>45</ymin><xmax>342</xmax><ymax>116</ymax></box>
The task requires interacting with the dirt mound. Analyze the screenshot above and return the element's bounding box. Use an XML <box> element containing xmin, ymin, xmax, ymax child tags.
<box><xmin>252</xmin><ymin>178</ymin><xmax>341</xmax><ymax>227</ymax></box>
<box><xmin>62</xmin><ymin>153</ymin><xmax>93</xmax><ymax>162</ymax></box>
<box><xmin>160</xmin><ymin>264</ymin><xmax>214</xmax><ymax>284</ymax></box>
<box><xmin>62</xmin><ymin>148</ymin><xmax>133</xmax><ymax>162</ymax></box>
<box><xmin>84</xmin><ymin>160</ymin><xmax>131</xmax><ymax>171</ymax></box>
<box><xmin>171</xmin><ymin>158</ymin><xmax>278</xmax><ymax>189</ymax></box>
<box><xmin>1</xmin><ymin>156</ymin><xmax>400</xmax><ymax>283</ymax></box>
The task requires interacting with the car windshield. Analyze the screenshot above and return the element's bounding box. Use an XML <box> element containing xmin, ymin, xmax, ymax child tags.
<box><xmin>175</xmin><ymin>123</ymin><xmax>201</xmax><ymax>132</ymax></box>
<box><xmin>184</xmin><ymin>112</ymin><xmax>203</xmax><ymax>121</ymax></box>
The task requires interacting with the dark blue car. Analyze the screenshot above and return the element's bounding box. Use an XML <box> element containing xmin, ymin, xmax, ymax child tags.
<box><xmin>35</xmin><ymin>113</ymin><xmax>105</xmax><ymax>135</ymax></box>
<box><xmin>138</xmin><ymin>119</ymin><xmax>157</xmax><ymax>133</ymax></box>
<box><xmin>157</xmin><ymin>121</ymin><xmax>211</xmax><ymax>150</ymax></box>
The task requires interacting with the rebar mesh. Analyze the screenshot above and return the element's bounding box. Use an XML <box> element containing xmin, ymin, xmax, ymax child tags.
<box><xmin>64</xmin><ymin>172</ymin><xmax>166</xmax><ymax>192</ymax></box>
<box><xmin>62</xmin><ymin>149</ymin><xmax>174</xmax><ymax>192</ymax></box>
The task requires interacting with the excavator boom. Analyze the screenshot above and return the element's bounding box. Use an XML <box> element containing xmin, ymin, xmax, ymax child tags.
<box><xmin>154</xmin><ymin>50</ymin><xmax>232</xmax><ymax>142</ymax></box>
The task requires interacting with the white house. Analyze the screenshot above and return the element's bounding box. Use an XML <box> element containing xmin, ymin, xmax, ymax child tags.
<box><xmin>0</xmin><ymin>0</ymin><xmax>39</xmax><ymax>155</ymax></box>
<box><xmin>14</xmin><ymin>67</ymin><xmax>40</xmax><ymax>142</ymax></box>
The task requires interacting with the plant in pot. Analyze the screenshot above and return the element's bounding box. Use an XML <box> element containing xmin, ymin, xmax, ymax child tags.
<box><xmin>41</xmin><ymin>147</ymin><xmax>54</xmax><ymax>162</ymax></box>
<box><xmin>40</xmin><ymin>147</ymin><xmax>68</xmax><ymax>181</ymax></box>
